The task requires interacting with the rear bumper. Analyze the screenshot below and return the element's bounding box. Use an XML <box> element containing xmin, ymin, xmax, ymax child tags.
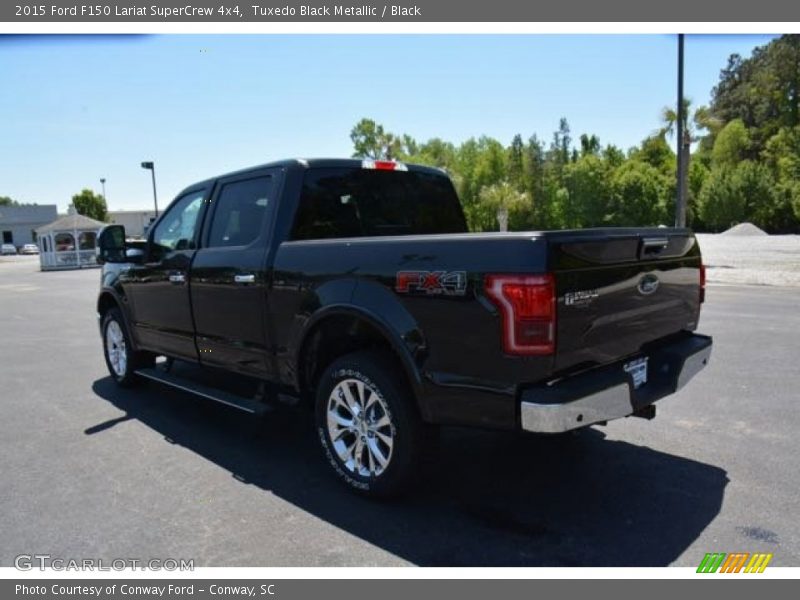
<box><xmin>520</xmin><ymin>333</ymin><xmax>712</xmax><ymax>433</ymax></box>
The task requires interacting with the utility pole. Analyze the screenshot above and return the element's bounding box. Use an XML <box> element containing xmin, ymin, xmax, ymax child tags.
<box><xmin>141</xmin><ymin>161</ymin><xmax>159</xmax><ymax>218</ymax></box>
<box><xmin>675</xmin><ymin>33</ymin><xmax>688</xmax><ymax>228</ymax></box>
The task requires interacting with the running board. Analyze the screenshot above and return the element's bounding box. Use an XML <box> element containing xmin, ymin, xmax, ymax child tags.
<box><xmin>134</xmin><ymin>367</ymin><xmax>269</xmax><ymax>415</ymax></box>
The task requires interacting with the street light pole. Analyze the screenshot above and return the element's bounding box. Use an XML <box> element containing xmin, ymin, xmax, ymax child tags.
<box><xmin>100</xmin><ymin>178</ymin><xmax>107</xmax><ymax>203</ymax></box>
<box><xmin>675</xmin><ymin>33</ymin><xmax>687</xmax><ymax>228</ymax></box>
<box><xmin>140</xmin><ymin>161</ymin><xmax>159</xmax><ymax>218</ymax></box>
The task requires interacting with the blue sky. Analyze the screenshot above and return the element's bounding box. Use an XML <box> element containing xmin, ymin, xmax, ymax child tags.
<box><xmin>0</xmin><ymin>34</ymin><xmax>778</xmax><ymax>211</ymax></box>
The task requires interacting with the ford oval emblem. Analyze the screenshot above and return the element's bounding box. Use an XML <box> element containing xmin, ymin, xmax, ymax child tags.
<box><xmin>638</xmin><ymin>274</ymin><xmax>660</xmax><ymax>295</ymax></box>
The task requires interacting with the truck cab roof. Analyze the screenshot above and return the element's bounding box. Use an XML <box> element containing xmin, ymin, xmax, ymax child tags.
<box><xmin>181</xmin><ymin>158</ymin><xmax>448</xmax><ymax>197</ymax></box>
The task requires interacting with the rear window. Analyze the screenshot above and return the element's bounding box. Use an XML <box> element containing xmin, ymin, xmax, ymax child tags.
<box><xmin>291</xmin><ymin>167</ymin><xmax>467</xmax><ymax>241</ymax></box>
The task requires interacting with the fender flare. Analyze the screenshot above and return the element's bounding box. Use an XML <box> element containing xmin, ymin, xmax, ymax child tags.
<box><xmin>293</xmin><ymin>283</ymin><xmax>429</xmax><ymax>419</ymax></box>
<box><xmin>96</xmin><ymin>287</ymin><xmax>139</xmax><ymax>351</ymax></box>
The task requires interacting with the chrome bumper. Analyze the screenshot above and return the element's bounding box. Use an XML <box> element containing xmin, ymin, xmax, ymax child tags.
<box><xmin>520</xmin><ymin>334</ymin><xmax>712</xmax><ymax>434</ymax></box>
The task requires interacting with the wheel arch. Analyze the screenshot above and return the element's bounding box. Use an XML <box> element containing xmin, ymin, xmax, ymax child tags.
<box><xmin>96</xmin><ymin>289</ymin><xmax>139</xmax><ymax>352</ymax></box>
<box><xmin>97</xmin><ymin>290</ymin><xmax>119</xmax><ymax>318</ymax></box>
<box><xmin>295</xmin><ymin>305</ymin><xmax>430</xmax><ymax>421</ymax></box>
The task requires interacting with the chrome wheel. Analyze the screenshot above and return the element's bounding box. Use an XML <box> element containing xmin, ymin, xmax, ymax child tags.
<box><xmin>105</xmin><ymin>320</ymin><xmax>127</xmax><ymax>377</ymax></box>
<box><xmin>326</xmin><ymin>378</ymin><xmax>395</xmax><ymax>478</ymax></box>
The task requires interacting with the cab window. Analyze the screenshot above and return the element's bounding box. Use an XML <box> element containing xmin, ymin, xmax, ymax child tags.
<box><xmin>150</xmin><ymin>191</ymin><xmax>204</xmax><ymax>260</ymax></box>
<box><xmin>207</xmin><ymin>176</ymin><xmax>272</xmax><ymax>248</ymax></box>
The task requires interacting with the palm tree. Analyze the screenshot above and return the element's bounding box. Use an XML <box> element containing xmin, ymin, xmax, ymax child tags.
<box><xmin>660</xmin><ymin>99</ymin><xmax>722</xmax><ymax>226</ymax></box>
<box><xmin>660</xmin><ymin>99</ymin><xmax>716</xmax><ymax>225</ymax></box>
<box><xmin>660</xmin><ymin>99</ymin><xmax>721</xmax><ymax>144</ymax></box>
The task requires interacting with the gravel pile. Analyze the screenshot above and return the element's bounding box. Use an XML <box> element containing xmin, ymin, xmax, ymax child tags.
<box><xmin>721</xmin><ymin>222</ymin><xmax>768</xmax><ymax>237</ymax></box>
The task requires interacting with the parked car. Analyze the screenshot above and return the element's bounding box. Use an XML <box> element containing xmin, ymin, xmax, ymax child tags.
<box><xmin>1</xmin><ymin>243</ymin><xmax>17</xmax><ymax>255</ymax></box>
<box><xmin>19</xmin><ymin>244</ymin><xmax>39</xmax><ymax>255</ymax></box>
<box><xmin>95</xmin><ymin>158</ymin><xmax>712</xmax><ymax>497</ymax></box>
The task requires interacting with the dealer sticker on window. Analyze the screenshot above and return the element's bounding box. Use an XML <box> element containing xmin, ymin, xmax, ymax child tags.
<box><xmin>624</xmin><ymin>357</ymin><xmax>649</xmax><ymax>389</ymax></box>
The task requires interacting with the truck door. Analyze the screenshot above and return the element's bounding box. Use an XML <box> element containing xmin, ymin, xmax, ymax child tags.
<box><xmin>189</xmin><ymin>168</ymin><xmax>279</xmax><ymax>378</ymax></box>
<box><xmin>122</xmin><ymin>186</ymin><xmax>209</xmax><ymax>361</ymax></box>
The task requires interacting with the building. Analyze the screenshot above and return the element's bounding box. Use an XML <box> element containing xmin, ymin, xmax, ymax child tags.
<box><xmin>107</xmin><ymin>210</ymin><xmax>156</xmax><ymax>239</ymax></box>
<box><xmin>0</xmin><ymin>204</ymin><xmax>58</xmax><ymax>248</ymax></box>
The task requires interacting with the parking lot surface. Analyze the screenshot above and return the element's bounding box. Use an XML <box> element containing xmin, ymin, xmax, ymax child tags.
<box><xmin>1</xmin><ymin>255</ymin><xmax>798</xmax><ymax>566</ymax></box>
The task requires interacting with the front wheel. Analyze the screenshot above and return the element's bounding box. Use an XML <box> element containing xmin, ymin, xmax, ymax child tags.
<box><xmin>315</xmin><ymin>351</ymin><xmax>425</xmax><ymax>498</ymax></box>
<box><xmin>102</xmin><ymin>308</ymin><xmax>152</xmax><ymax>387</ymax></box>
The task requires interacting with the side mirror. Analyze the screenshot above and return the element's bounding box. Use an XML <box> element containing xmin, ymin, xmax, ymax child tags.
<box><xmin>96</xmin><ymin>224</ymin><xmax>127</xmax><ymax>264</ymax></box>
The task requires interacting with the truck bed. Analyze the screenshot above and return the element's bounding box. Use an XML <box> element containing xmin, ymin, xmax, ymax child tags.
<box><xmin>271</xmin><ymin>227</ymin><xmax>704</xmax><ymax>429</ymax></box>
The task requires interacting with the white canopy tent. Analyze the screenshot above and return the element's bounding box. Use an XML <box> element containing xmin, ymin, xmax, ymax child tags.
<box><xmin>36</xmin><ymin>209</ymin><xmax>106</xmax><ymax>271</ymax></box>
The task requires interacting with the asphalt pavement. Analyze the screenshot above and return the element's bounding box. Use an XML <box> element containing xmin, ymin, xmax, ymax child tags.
<box><xmin>1</xmin><ymin>255</ymin><xmax>797</xmax><ymax>567</ymax></box>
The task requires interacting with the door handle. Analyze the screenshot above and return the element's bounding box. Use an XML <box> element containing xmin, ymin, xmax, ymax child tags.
<box><xmin>169</xmin><ymin>273</ymin><xmax>186</xmax><ymax>284</ymax></box>
<box><xmin>642</xmin><ymin>237</ymin><xmax>669</xmax><ymax>249</ymax></box>
<box><xmin>234</xmin><ymin>274</ymin><xmax>256</xmax><ymax>284</ymax></box>
<box><xmin>639</xmin><ymin>237</ymin><xmax>669</xmax><ymax>259</ymax></box>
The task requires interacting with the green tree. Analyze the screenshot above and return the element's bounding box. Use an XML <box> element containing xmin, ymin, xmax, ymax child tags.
<box><xmin>711</xmin><ymin>119</ymin><xmax>750</xmax><ymax>167</ymax></box>
<box><xmin>524</xmin><ymin>135</ymin><xmax>547</xmax><ymax>226</ymax></box>
<box><xmin>401</xmin><ymin>134</ymin><xmax>419</xmax><ymax>157</ymax></box>
<box><xmin>0</xmin><ymin>196</ymin><xmax>39</xmax><ymax>207</ymax></box>
<box><xmin>661</xmin><ymin>98</ymin><xmax>714</xmax><ymax>146</ymax></box>
<box><xmin>416</xmin><ymin>138</ymin><xmax>456</xmax><ymax>168</ymax></box>
<box><xmin>688</xmin><ymin>160</ymin><xmax>710</xmax><ymax>228</ymax></box>
<box><xmin>734</xmin><ymin>161</ymin><xmax>783</xmax><ymax>231</ymax></box>
<box><xmin>632</xmin><ymin>135</ymin><xmax>674</xmax><ymax>174</ymax></box>
<box><xmin>477</xmin><ymin>181</ymin><xmax>531</xmax><ymax>231</ymax></box>
<box><xmin>561</xmin><ymin>155</ymin><xmax>612</xmax><ymax>228</ymax></box>
<box><xmin>457</xmin><ymin>137</ymin><xmax>509</xmax><ymax>231</ymax></box>
<box><xmin>71</xmin><ymin>189</ymin><xmax>108</xmax><ymax>222</ymax></box>
<box><xmin>698</xmin><ymin>167</ymin><xmax>743</xmax><ymax>231</ymax></box>
<box><xmin>579</xmin><ymin>134</ymin><xmax>601</xmax><ymax>157</ymax></box>
<box><xmin>350</xmin><ymin>118</ymin><xmax>402</xmax><ymax>159</ymax></box>
<box><xmin>661</xmin><ymin>98</ymin><xmax>713</xmax><ymax>223</ymax></box>
<box><xmin>708</xmin><ymin>35</ymin><xmax>800</xmax><ymax>153</ymax></box>
<box><xmin>603</xmin><ymin>145</ymin><xmax>625</xmax><ymax>168</ymax></box>
<box><xmin>698</xmin><ymin>161</ymin><xmax>781</xmax><ymax>231</ymax></box>
<box><xmin>551</xmin><ymin>118</ymin><xmax>572</xmax><ymax>167</ymax></box>
<box><xmin>763</xmin><ymin>126</ymin><xmax>800</xmax><ymax>223</ymax></box>
<box><xmin>508</xmin><ymin>134</ymin><xmax>524</xmax><ymax>190</ymax></box>
<box><xmin>610</xmin><ymin>161</ymin><xmax>670</xmax><ymax>226</ymax></box>
<box><xmin>764</xmin><ymin>126</ymin><xmax>800</xmax><ymax>186</ymax></box>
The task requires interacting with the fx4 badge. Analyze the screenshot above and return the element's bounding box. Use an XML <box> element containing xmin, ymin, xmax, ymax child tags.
<box><xmin>396</xmin><ymin>271</ymin><xmax>467</xmax><ymax>296</ymax></box>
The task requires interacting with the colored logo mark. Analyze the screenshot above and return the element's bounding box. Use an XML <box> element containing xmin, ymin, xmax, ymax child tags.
<box><xmin>697</xmin><ymin>552</ymin><xmax>773</xmax><ymax>573</ymax></box>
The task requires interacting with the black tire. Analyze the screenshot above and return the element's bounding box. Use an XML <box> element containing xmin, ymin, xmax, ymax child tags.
<box><xmin>315</xmin><ymin>351</ymin><xmax>425</xmax><ymax>498</ymax></box>
<box><xmin>101</xmin><ymin>308</ymin><xmax>153</xmax><ymax>387</ymax></box>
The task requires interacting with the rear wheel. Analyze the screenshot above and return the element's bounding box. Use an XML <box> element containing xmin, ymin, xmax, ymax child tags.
<box><xmin>315</xmin><ymin>351</ymin><xmax>425</xmax><ymax>498</ymax></box>
<box><xmin>102</xmin><ymin>308</ymin><xmax>152</xmax><ymax>387</ymax></box>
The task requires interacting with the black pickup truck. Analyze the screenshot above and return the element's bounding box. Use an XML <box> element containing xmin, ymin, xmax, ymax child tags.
<box><xmin>96</xmin><ymin>158</ymin><xmax>712</xmax><ymax>496</ymax></box>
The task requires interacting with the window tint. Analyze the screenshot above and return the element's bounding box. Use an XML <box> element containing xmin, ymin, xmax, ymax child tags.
<box><xmin>208</xmin><ymin>176</ymin><xmax>272</xmax><ymax>248</ymax></box>
<box><xmin>151</xmin><ymin>191</ymin><xmax>204</xmax><ymax>258</ymax></box>
<box><xmin>291</xmin><ymin>168</ymin><xmax>467</xmax><ymax>241</ymax></box>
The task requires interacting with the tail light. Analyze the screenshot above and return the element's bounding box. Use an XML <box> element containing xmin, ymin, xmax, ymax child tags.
<box><xmin>484</xmin><ymin>274</ymin><xmax>556</xmax><ymax>355</ymax></box>
<box><xmin>699</xmin><ymin>264</ymin><xmax>706</xmax><ymax>304</ymax></box>
<box><xmin>362</xmin><ymin>159</ymin><xmax>408</xmax><ymax>171</ymax></box>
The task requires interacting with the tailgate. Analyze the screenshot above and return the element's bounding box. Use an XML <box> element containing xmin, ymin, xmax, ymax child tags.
<box><xmin>548</xmin><ymin>228</ymin><xmax>703</xmax><ymax>371</ymax></box>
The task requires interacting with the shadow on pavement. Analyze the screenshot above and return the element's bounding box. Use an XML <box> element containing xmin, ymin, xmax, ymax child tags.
<box><xmin>90</xmin><ymin>376</ymin><xmax>728</xmax><ymax>566</ymax></box>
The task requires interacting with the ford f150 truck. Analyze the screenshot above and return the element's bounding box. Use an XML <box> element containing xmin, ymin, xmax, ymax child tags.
<box><xmin>96</xmin><ymin>158</ymin><xmax>712</xmax><ymax>496</ymax></box>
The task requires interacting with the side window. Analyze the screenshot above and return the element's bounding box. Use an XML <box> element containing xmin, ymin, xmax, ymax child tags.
<box><xmin>207</xmin><ymin>176</ymin><xmax>272</xmax><ymax>248</ymax></box>
<box><xmin>150</xmin><ymin>191</ymin><xmax>204</xmax><ymax>260</ymax></box>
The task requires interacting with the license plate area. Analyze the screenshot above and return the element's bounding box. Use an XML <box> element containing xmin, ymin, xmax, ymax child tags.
<box><xmin>623</xmin><ymin>357</ymin><xmax>649</xmax><ymax>389</ymax></box>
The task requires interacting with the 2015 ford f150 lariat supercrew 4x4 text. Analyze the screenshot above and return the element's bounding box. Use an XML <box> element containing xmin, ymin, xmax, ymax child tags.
<box><xmin>95</xmin><ymin>158</ymin><xmax>712</xmax><ymax>497</ymax></box>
